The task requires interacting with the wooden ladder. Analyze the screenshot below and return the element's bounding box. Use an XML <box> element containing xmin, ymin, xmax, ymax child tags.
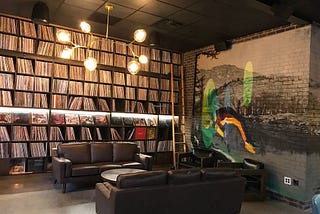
<box><xmin>171</xmin><ymin>65</ymin><xmax>186</xmax><ymax>169</ymax></box>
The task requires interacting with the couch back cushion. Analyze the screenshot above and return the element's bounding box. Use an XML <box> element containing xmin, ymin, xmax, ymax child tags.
<box><xmin>113</xmin><ymin>143</ymin><xmax>137</xmax><ymax>162</ymax></box>
<box><xmin>91</xmin><ymin>142</ymin><xmax>113</xmax><ymax>163</ymax></box>
<box><xmin>201</xmin><ymin>168</ymin><xmax>236</xmax><ymax>181</ymax></box>
<box><xmin>168</xmin><ymin>168</ymin><xmax>201</xmax><ymax>185</ymax></box>
<box><xmin>116</xmin><ymin>170</ymin><xmax>167</xmax><ymax>188</ymax></box>
<box><xmin>58</xmin><ymin>143</ymin><xmax>91</xmax><ymax>164</ymax></box>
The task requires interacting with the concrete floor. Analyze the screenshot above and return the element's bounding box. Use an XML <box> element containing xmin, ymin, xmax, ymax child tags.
<box><xmin>0</xmin><ymin>172</ymin><xmax>313</xmax><ymax>214</ymax></box>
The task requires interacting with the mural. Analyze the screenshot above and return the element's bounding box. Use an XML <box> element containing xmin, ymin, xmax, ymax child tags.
<box><xmin>194</xmin><ymin>58</ymin><xmax>257</xmax><ymax>161</ymax></box>
<box><xmin>191</xmin><ymin>26</ymin><xmax>320</xmax><ymax>205</ymax></box>
<box><xmin>193</xmin><ymin>53</ymin><xmax>316</xmax><ymax>162</ymax></box>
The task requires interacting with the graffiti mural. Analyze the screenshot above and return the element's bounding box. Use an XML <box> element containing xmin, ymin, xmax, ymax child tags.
<box><xmin>193</xmin><ymin>54</ymin><xmax>314</xmax><ymax>162</ymax></box>
<box><xmin>193</xmin><ymin>58</ymin><xmax>257</xmax><ymax>161</ymax></box>
<box><xmin>192</xmin><ymin>26</ymin><xmax>320</xmax><ymax>205</ymax></box>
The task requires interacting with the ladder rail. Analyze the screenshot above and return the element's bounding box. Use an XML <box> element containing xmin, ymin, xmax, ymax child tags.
<box><xmin>170</xmin><ymin>63</ymin><xmax>177</xmax><ymax>169</ymax></box>
<box><xmin>180</xmin><ymin>65</ymin><xmax>186</xmax><ymax>153</ymax></box>
<box><xmin>171</xmin><ymin>64</ymin><xmax>186</xmax><ymax>169</ymax></box>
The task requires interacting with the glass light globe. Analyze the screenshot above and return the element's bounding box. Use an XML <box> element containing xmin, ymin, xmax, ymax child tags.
<box><xmin>133</xmin><ymin>29</ymin><xmax>147</xmax><ymax>43</ymax></box>
<box><xmin>57</xmin><ymin>30</ymin><xmax>71</xmax><ymax>43</ymax></box>
<box><xmin>61</xmin><ymin>48</ymin><xmax>73</xmax><ymax>59</ymax></box>
<box><xmin>138</xmin><ymin>55</ymin><xmax>148</xmax><ymax>64</ymax></box>
<box><xmin>80</xmin><ymin>21</ymin><xmax>91</xmax><ymax>33</ymax></box>
<box><xmin>84</xmin><ymin>57</ymin><xmax>97</xmax><ymax>71</ymax></box>
<box><xmin>127</xmin><ymin>60</ymin><xmax>141</xmax><ymax>75</ymax></box>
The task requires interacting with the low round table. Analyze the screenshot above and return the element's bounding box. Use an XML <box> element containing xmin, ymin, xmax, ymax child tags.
<box><xmin>101</xmin><ymin>168</ymin><xmax>146</xmax><ymax>184</ymax></box>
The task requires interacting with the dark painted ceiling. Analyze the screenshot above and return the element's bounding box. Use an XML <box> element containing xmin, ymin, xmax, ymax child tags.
<box><xmin>0</xmin><ymin>0</ymin><xmax>320</xmax><ymax>52</ymax></box>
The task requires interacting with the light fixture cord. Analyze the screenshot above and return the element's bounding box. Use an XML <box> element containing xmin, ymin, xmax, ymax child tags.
<box><xmin>128</xmin><ymin>45</ymin><xmax>137</xmax><ymax>58</ymax></box>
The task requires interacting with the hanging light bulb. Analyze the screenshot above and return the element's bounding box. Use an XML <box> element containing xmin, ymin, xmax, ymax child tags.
<box><xmin>57</xmin><ymin>30</ymin><xmax>71</xmax><ymax>43</ymax></box>
<box><xmin>138</xmin><ymin>55</ymin><xmax>148</xmax><ymax>64</ymax></box>
<box><xmin>61</xmin><ymin>47</ymin><xmax>73</xmax><ymax>59</ymax></box>
<box><xmin>84</xmin><ymin>57</ymin><xmax>97</xmax><ymax>71</ymax></box>
<box><xmin>127</xmin><ymin>60</ymin><xmax>141</xmax><ymax>75</ymax></box>
<box><xmin>80</xmin><ymin>21</ymin><xmax>91</xmax><ymax>33</ymax></box>
<box><xmin>133</xmin><ymin>29</ymin><xmax>147</xmax><ymax>43</ymax></box>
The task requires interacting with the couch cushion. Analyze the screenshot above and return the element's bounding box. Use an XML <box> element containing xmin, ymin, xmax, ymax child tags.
<box><xmin>91</xmin><ymin>142</ymin><xmax>113</xmax><ymax>163</ymax></box>
<box><xmin>168</xmin><ymin>168</ymin><xmax>201</xmax><ymax>185</ymax></box>
<box><xmin>201</xmin><ymin>168</ymin><xmax>236</xmax><ymax>181</ymax></box>
<box><xmin>72</xmin><ymin>164</ymin><xmax>99</xmax><ymax>176</ymax></box>
<box><xmin>113</xmin><ymin>143</ymin><xmax>137</xmax><ymax>162</ymax></box>
<box><xmin>116</xmin><ymin>170</ymin><xmax>167</xmax><ymax>188</ymax></box>
<box><xmin>59</xmin><ymin>143</ymin><xmax>91</xmax><ymax>164</ymax></box>
<box><xmin>98</xmin><ymin>163</ymin><xmax>122</xmax><ymax>173</ymax></box>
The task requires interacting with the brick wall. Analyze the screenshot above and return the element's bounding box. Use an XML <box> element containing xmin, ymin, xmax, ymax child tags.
<box><xmin>183</xmin><ymin>24</ymin><xmax>320</xmax><ymax>209</ymax></box>
<box><xmin>306</xmin><ymin>24</ymin><xmax>320</xmax><ymax>204</ymax></box>
<box><xmin>183</xmin><ymin>45</ymin><xmax>214</xmax><ymax>150</ymax></box>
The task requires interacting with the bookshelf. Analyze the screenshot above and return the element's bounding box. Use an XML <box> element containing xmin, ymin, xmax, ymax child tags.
<box><xmin>0</xmin><ymin>14</ymin><xmax>183</xmax><ymax>175</ymax></box>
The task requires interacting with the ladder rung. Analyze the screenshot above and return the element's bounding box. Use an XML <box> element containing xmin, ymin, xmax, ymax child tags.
<box><xmin>175</xmin><ymin>142</ymin><xmax>186</xmax><ymax>144</ymax></box>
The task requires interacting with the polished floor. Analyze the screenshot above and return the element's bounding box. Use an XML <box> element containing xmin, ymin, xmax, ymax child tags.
<box><xmin>0</xmin><ymin>172</ymin><xmax>312</xmax><ymax>214</ymax></box>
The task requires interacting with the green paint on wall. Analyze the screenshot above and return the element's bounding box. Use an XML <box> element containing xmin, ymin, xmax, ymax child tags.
<box><xmin>201</xmin><ymin>79</ymin><xmax>218</xmax><ymax>148</ymax></box>
<box><xmin>243</xmin><ymin>61</ymin><xmax>253</xmax><ymax>107</ymax></box>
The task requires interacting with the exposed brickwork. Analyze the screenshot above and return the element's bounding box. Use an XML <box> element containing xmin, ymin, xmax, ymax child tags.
<box><xmin>182</xmin><ymin>24</ymin><xmax>320</xmax><ymax>209</ymax></box>
<box><xmin>183</xmin><ymin>45</ymin><xmax>214</xmax><ymax>149</ymax></box>
<box><xmin>306</xmin><ymin>24</ymin><xmax>320</xmax><ymax>206</ymax></box>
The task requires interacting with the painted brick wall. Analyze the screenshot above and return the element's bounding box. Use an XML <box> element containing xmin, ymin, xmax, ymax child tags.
<box><xmin>183</xmin><ymin>45</ymin><xmax>214</xmax><ymax>150</ymax></box>
<box><xmin>183</xmin><ymin>25</ymin><xmax>320</xmax><ymax>209</ymax></box>
<box><xmin>306</xmin><ymin>24</ymin><xmax>320</xmax><ymax>203</ymax></box>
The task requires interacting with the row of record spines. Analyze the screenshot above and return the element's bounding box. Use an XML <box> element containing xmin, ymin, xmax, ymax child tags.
<box><xmin>0</xmin><ymin>56</ymin><xmax>181</xmax><ymax>88</ymax></box>
<box><xmin>0</xmin><ymin>17</ymin><xmax>160</xmax><ymax>56</ymax></box>
<box><xmin>0</xmin><ymin>140</ymin><xmax>173</xmax><ymax>158</ymax></box>
<box><xmin>0</xmin><ymin>15</ymin><xmax>181</xmax><ymax>63</ymax></box>
<box><xmin>0</xmin><ymin>75</ymin><xmax>175</xmax><ymax>100</ymax></box>
<box><xmin>134</xmin><ymin>140</ymin><xmax>173</xmax><ymax>153</ymax></box>
<box><xmin>0</xmin><ymin>34</ymin><xmax>179</xmax><ymax>65</ymax></box>
<box><xmin>1</xmin><ymin>40</ymin><xmax>180</xmax><ymax>69</ymax></box>
<box><xmin>0</xmin><ymin>90</ymin><xmax>175</xmax><ymax>113</ymax></box>
<box><xmin>0</xmin><ymin>75</ymin><xmax>136</xmax><ymax>94</ymax></box>
<box><xmin>0</xmin><ymin>125</ymin><xmax>105</xmax><ymax>142</ymax></box>
<box><xmin>0</xmin><ymin>132</ymin><xmax>172</xmax><ymax>158</ymax></box>
<box><xmin>0</xmin><ymin>77</ymin><xmax>178</xmax><ymax>98</ymax></box>
<box><xmin>0</xmin><ymin>142</ymin><xmax>52</xmax><ymax>158</ymax></box>
<box><xmin>1</xmin><ymin>91</ymin><xmax>47</xmax><ymax>108</ymax></box>
<box><xmin>0</xmin><ymin>142</ymin><xmax>59</xmax><ymax>158</ymax></box>
<box><xmin>0</xmin><ymin>35</ymin><xmax>180</xmax><ymax>68</ymax></box>
<box><xmin>0</xmin><ymin>112</ymin><xmax>161</xmax><ymax>129</ymax></box>
<box><xmin>0</xmin><ymin>60</ymin><xmax>181</xmax><ymax>91</ymax></box>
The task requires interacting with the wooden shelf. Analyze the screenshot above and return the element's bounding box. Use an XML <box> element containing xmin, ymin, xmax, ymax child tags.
<box><xmin>0</xmin><ymin>13</ymin><xmax>183</xmax><ymax>174</ymax></box>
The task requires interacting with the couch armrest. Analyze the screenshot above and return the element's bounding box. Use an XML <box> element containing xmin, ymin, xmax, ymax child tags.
<box><xmin>96</xmin><ymin>182</ymin><xmax>116</xmax><ymax>214</ymax></box>
<box><xmin>52</xmin><ymin>157</ymin><xmax>72</xmax><ymax>183</ymax></box>
<box><xmin>96</xmin><ymin>182</ymin><xmax>113</xmax><ymax>199</ymax></box>
<box><xmin>135</xmin><ymin>153</ymin><xmax>153</xmax><ymax>170</ymax></box>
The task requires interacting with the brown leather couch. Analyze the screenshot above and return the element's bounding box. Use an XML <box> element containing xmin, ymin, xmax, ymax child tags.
<box><xmin>95</xmin><ymin>168</ymin><xmax>246</xmax><ymax>214</ymax></box>
<box><xmin>52</xmin><ymin>142</ymin><xmax>152</xmax><ymax>192</ymax></box>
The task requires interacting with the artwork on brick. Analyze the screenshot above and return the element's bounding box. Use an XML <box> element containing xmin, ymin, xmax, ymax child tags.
<box><xmin>193</xmin><ymin>51</ymin><xmax>317</xmax><ymax>162</ymax></box>
<box><xmin>192</xmin><ymin>26</ymin><xmax>320</xmax><ymax>204</ymax></box>
<box><xmin>194</xmin><ymin>57</ymin><xmax>255</xmax><ymax>161</ymax></box>
<box><xmin>194</xmin><ymin>51</ymin><xmax>318</xmax><ymax>162</ymax></box>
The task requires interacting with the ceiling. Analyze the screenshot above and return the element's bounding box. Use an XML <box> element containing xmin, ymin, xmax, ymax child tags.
<box><xmin>0</xmin><ymin>0</ymin><xmax>320</xmax><ymax>52</ymax></box>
